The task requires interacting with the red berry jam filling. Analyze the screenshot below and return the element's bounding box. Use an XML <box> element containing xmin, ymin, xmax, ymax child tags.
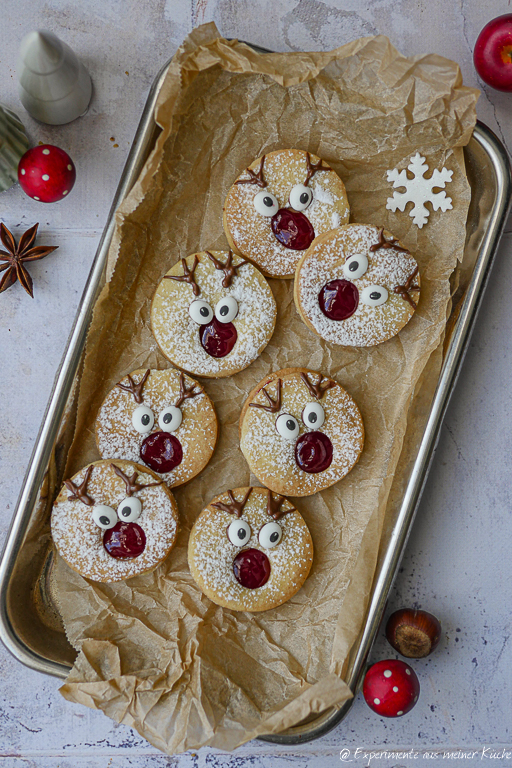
<box><xmin>295</xmin><ymin>431</ymin><xmax>333</xmax><ymax>473</ymax></box>
<box><xmin>103</xmin><ymin>521</ymin><xmax>146</xmax><ymax>559</ymax></box>
<box><xmin>271</xmin><ymin>208</ymin><xmax>315</xmax><ymax>250</ymax></box>
<box><xmin>200</xmin><ymin>317</ymin><xmax>237</xmax><ymax>358</ymax></box>
<box><xmin>233</xmin><ymin>548</ymin><xmax>271</xmax><ymax>589</ymax></box>
<box><xmin>318</xmin><ymin>279</ymin><xmax>359</xmax><ymax>320</ymax></box>
<box><xmin>140</xmin><ymin>432</ymin><xmax>183</xmax><ymax>473</ymax></box>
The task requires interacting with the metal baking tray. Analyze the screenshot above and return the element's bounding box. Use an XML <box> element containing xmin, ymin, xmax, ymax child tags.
<box><xmin>1</xmin><ymin>47</ymin><xmax>511</xmax><ymax>746</ymax></box>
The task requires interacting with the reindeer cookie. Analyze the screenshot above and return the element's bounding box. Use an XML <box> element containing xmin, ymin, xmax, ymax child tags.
<box><xmin>151</xmin><ymin>250</ymin><xmax>276</xmax><ymax>378</ymax></box>
<box><xmin>223</xmin><ymin>149</ymin><xmax>350</xmax><ymax>278</ymax></box>
<box><xmin>51</xmin><ymin>460</ymin><xmax>179</xmax><ymax>582</ymax></box>
<box><xmin>95</xmin><ymin>368</ymin><xmax>217</xmax><ymax>488</ymax></box>
<box><xmin>240</xmin><ymin>368</ymin><xmax>364</xmax><ymax>497</ymax></box>
<box><xmin>188</xmin><ymin>486</ymin><xmax>313</xmax><ymax>611</ymax></box>
<box><xmin>294</xmin><ymin>224</ymin><xmax>420</xmax><ymax>347</ymax></box>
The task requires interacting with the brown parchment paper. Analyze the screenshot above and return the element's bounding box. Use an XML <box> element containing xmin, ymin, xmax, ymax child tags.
<box><xmin>53</xmin><ymin>24</ymin><xmax>478</xmax><ymax>753</ymax></box>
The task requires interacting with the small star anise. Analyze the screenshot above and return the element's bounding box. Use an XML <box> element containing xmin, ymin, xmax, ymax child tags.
<box><xmin>0</xmin><ymin>223</ymin><xmax>58</xmax><ymax>298</ymax></box>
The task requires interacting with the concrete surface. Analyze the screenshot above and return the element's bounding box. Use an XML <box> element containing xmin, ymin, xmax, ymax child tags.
<box><xmin>1</xmin><ymin>0</ymin><xmax>511</xmax><ymax>765</ymax></box>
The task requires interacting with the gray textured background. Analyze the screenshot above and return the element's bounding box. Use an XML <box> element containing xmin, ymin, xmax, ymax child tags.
<box><xmin>1</xmin><ymin>1</ymin><xmax>511</xmax><ymax>765</ymax></box>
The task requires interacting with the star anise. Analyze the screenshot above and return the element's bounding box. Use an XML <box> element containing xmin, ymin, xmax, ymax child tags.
<box><xmin>0</xmin><ymin>223</ymin><xmax>58</xmax><ymax>298</ymax></box>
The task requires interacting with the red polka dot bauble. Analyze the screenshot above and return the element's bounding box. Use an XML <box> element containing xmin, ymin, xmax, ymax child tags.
<box><xmin>363</xmin><ymin>659</ymin><xmax>420</xmax><ymax>717</ymax></box>
<box><xmin>18</xmin><ymin>144</ymin><xmax>76</xmax><ymax>203</ymax></box>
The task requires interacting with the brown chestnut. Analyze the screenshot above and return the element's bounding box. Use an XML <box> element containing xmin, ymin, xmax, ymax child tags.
<box><xmin>385</xmin><ymin>608</ymin><xmax>441</xmax><ymax>658</ymax></box>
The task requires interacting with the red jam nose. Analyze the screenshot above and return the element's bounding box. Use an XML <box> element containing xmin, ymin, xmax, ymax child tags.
<box><xmin>318</xmin><ymin>278</ymin><xmax>359</xmax><ymax>320</ymax></box>
<box><xmin>295</xmin><ymin>431</ymin><xmax>333</xmax><ymax>473</ymax></box>
<box><xmin>103</xmin><ymin>521</ymin><xmax>146</xmax><ymax>559</ymax></box>
<box><xmin>140</xmin><ymin>431</ymin><xmax>183</xmax><ymax>473</ymax></box>
<box><xmin>233</xmin><ymin>548</ymin><xmax>271</xmax><ymax>589</ymax></box>
<box><xmin>200</xmin><ymin>316</ymin><xmax>237</xmax><ymax>358</ymax></box>
<box><xmin>271</xmin><ymin>208</ymin><xmax>315</xmax><ymax>250</ymax></box>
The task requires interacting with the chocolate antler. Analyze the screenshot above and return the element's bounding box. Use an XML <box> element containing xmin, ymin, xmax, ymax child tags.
<box><xmin>305</xmin><ymin>152</ymin><xmax>331</xmax><ymax>186</ymax></box>
<box><xmin>235</xmin><ymin>155</ymin><xmax>267</xmax><ymax>188</ymax></box>
<box><xmin>212</xmin><ymin>488</ymin><xmax>252</xmax><ymax>518</ymax></box>
<box><xmin>394</xmin><ymin>266</ymin><xmax>420</xmax><ymax>309</ymax></box>
<box><xmin>249</xmin><ymin>378</ymin><xmax>282</xmax><ymax>414</ymax></box>
<box><xmin>64</xmin><ymin>465</ymin><xmax>95</xmax><ymax>506</ymax></box>
<box><xmin>111</xmin><ymin>464</ymin><xmax>162</xmax><ymax>497</ymax></box>
<box><xmin>116</xmin><ymin>369</ymin><xmax>150</xmax><ymax>404</ymax></box>
<box><xmin>370</xmin><ymin>227</ymin><xmax>410</xmax><ymax>254</ymax></box>
<box><xmin>300</xmin><ymin>372</ymin><xmax>336</xmax><ymax>400</ymax></box>
<box><xmin>175</xmin><ymin>372</ymin><xmax>202</xmax><ymax>408</ymax></box>
<box><xmin>267</xmin><ymin>490</ymin><xmax>295</xmax><ymax>520</ymax></box>
<box><xmin>164</xmin><ymin>255</ymin><xmax>201</xmax><ymax>296</ymax></box>
<box><xmin>205</xmin><ymin>250</ymin><xmax>249</xmax><ymax>288</ymax></box>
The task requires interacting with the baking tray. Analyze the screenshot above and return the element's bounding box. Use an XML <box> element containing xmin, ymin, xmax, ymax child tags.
<box><xmin>0</xmin><ymin>49</ymin><xmax>511</xmax><ymax>745</ymax></box>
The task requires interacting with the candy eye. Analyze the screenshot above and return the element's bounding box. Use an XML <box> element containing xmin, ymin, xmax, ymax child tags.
<box><xmin>254</xmin><ymin>190</ymin><xmax>279</xmax><ymax>217</ymax></box>
<box><xmin>227</xmin><ymin>519</ymin><xmax>251</xmax><ymax>546</ymax></box>
<box><xmin>158</xmin><ymin>405</ymin><xmax>182</xmax><ymax>432</ymax></box>
<box><xmin>361</xmin><ymin>285</ymin><xmax>388</xmax><ymax>306</ymax></box>
<box><xmin>92</xmin><ymin>505</ymin><xmax>118</xmax><ymax>530</ymax></box>
<box><xmin>189</xmin><ymin>299</ymin><xmax>214</xmax><ymax>325</ymax></box>
<box><xmin>132</xmin><ymin>405</ymin><xmax>155</xmax><ymax>434</ymax></box>
<box><xmin>289</xmin><ymin>184</ymin><xmax>313</xmax><ymax>211</ymax></box>
<box><xmin>259</xmin><ymin>521</ymin><xmax>283</xmax><ymax>549</ymax></box>
<box><xmin>215</xmin><ymin>296</ymin><xmax>238</xmax><ymax>323</ymax></box>
<box><xmin>343</xmin><ymin>254</ymin><xmax>368</xmax><ymax>280</ymax></box>
<box><xmin>275</xmin><ymin>413</ymin><xmax>300</xmax><ymax>440</ymax></box>
<box><xmin>117</xmin><ymin>497</ymin><xmax>142</xmax><ymax>522</ymax></box>
<box><xmin>302</xmin><ymin>401</ymin><xmax>325</xmax><ymax>429</ymax></box>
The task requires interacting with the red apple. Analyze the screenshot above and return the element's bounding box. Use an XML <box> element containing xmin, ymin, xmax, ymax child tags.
<box><xmin>474</xmin><ymin>14</ymin><xmax>512</xmax><ymax>91</ymax></box>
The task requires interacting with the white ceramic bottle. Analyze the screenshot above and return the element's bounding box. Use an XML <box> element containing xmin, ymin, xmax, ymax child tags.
<box><xmin>17</xmin><ymin>30</ymin><xmax>92</xmax><ymax>125</ymax></box>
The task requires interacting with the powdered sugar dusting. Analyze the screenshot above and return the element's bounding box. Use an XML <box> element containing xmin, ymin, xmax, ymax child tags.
<box><xmin>96</xmin><ymin>369</ymin><xmax>217</xmax><ymax>487</ymax></box>
<box><xmin>331</xmin><ymin>212</ymin><xmax>341</xmax><ymax>229</ymax></box>
<box><xmin>189</xmin><ymin>487</ymin><xmax>313</xmax><ymax>610</ymax></box>
<box><xmin>223</xmin><ymin>149</ymin><xmax>350</xmax><ymax>277</ymax></box>
<box><xmin>296</xmin><ymin>224</ymin><xmax>420</xmax><ymax>347</ymax></box>
<box><xmin>151</xmin><ymin>252</ymin><xmax>276</xmax><ymax>376</ymax></box>
<box><xmin>51</xmin><ymin>461</ymin><xmax>178</xmax><ymax>582</ymax></box>
<box><xmin>240</xmin><ymin>371</ymin><xmax>364</xmax><ymax>497</ymax></box>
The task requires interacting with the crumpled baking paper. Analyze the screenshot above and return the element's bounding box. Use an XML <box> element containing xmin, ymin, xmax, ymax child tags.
<box><xmin>51</xmin><ymin>23</ymin><xmax>478</xmax><ymax>753</ymax></box>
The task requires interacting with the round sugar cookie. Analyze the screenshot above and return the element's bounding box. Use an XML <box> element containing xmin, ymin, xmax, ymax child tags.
<box><xmin>151</xmin><ymin>250</ymin><xmax>276</xmax><ymax>378</ymax></box>
<box><xmin>239</xmin><ymin>368</ymin><xmax>364</xmax><ymax>498</ymax></box>
<box><xmin>188</xmin><ymin>486</ymin><xmax>313</xmax><ymax>612</ymax></box>
<box><xmin>294</xmin><ymin>224</ymin><xmax>420</xmax><ymax>347</ymax></box>
<box><xmin>51</xmin><ymin>459</ymin><xmax>179</xmax><ymax>582</ymax></box>
<box><xmin>223</xmin><ymin>149</ymin><xmax>350</xmax><ymax>278</ymax></box>
<box><xmin>95</xmin><ymin>368</ymin><xmax>217</xmax><ymax>488</ymax></box>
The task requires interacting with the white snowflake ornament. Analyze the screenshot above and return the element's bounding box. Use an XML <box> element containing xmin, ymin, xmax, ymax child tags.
<box><xmin>386</xmin><ymin>153</ymin><xmax>453</xmax><ymax>229</ymax></box>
